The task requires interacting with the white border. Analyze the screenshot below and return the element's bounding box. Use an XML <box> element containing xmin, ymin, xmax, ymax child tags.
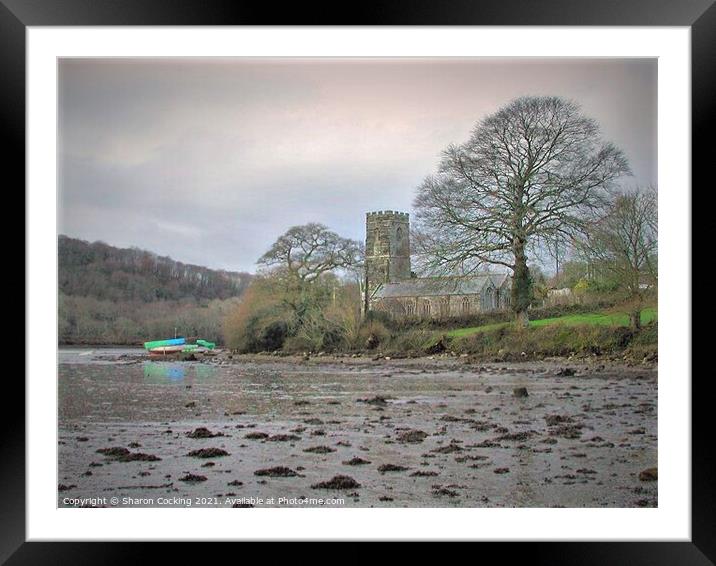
<box><xmin>27</xmin><ymin>27</ymin><xmax>691</xmax><ymax>541</ymax></box>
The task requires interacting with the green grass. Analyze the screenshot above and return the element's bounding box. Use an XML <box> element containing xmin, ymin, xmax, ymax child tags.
<box><xmin>447</xmin><ymin>307</ymin><xmax>657</xmax><ymax>338</ymax></box>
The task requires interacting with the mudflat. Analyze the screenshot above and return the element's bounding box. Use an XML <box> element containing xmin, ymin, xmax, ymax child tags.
<box><xmin>58</xmin><ymin>348</ymin><xmax>657</xmax><ymax>508</ymax></box>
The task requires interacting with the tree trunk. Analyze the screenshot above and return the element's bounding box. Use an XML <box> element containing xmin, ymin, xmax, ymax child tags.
<box><xmin>629</xmin><ymin>309</ymin><xmax>641</xmax><ymax>330</ymax></box>
<box><xmin>515</xmin><ymin>309</ymin><xmax>530</xmax><ymax>328</ymax></box>
<box><xmin>511</xmin><ymin>238</ymin><xmax>532</xmax><ymax>329</ymax></box>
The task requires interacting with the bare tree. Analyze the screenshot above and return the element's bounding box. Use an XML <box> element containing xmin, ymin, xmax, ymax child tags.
<box><xmin>580</xmin><ymin>187</ymin><xmax>657</xmax><ymax>329</ymax></box>
<box><xmin>258</xmin><ymin>223</ymin><xmax>363</xmax><ymax>283</ymax></box>
<box><xmin>413</xmin><ymin>96</ymin><xmax>631</xmax><ymax>327</ymax></box>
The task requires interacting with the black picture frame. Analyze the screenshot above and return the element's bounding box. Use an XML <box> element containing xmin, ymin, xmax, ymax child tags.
<box><xmin>8</xmin><ymin>0</ymin><xmax>709</xmax><ymax>560</ymax></box>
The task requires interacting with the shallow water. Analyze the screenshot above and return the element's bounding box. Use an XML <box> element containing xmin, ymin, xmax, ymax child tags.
<box><xmin>58</xmin><ymin>348</ymin><xmax>657</xmax><ymax>508</ymax></box>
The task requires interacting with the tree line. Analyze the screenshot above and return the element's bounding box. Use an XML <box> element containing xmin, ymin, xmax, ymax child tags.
<box><xmin>58</xmin><ymin>236</ymin><xmax>252</xmax><ymax>344</ymax></box>
<box><xmin>59</xmin><ymin>236</ymin><xmax>251</xmax><ymax>302</ymax></box>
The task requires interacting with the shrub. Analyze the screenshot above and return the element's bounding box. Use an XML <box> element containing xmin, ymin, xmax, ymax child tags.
<box><xmin>282</xmin><ymin>334</ymin><xmax>317</xmax><ymax>353</ymax></box>
<box><xmin>386</xmin><ymin>329</ymin><xmax>442</xmax><ymax>355</ymax></box>
<box><xmin>256</xmin><ymin>320</ymin><xmax>289</xmax><ymax>351</ymax></box>
<box><xmin>625</xmin><ymin>321</ymin><xmax>658</xmax><ymax>360</ymax></box>
<box><xmin>356</xmin><ymin>320</ymin><xmax>391</xmax><ymax>350</ymax></box>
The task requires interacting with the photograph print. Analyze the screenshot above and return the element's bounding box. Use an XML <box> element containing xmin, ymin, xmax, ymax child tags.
<box><xmin>57</xmin><ymin>57</ymin><xmax>658</xmax><ymax>509</ymax></box>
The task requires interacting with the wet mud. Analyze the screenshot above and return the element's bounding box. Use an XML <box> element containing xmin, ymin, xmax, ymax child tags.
<box><xmin>58</xmin><ymin>348</ymin><xmax>657</xmax><ymax>507</ymax></box>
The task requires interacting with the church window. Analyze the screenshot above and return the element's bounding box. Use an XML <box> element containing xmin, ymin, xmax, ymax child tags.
<box><xmin>485</xmin><ymin>287</ymin><xmax>495</xmax><ymax>310</ymax></box>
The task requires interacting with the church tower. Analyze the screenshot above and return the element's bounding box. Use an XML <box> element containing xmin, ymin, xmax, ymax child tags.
<box><xmin>365</xmin><ymin>210</ymin><xmax>411</xmax><ymax>309</ymax></box>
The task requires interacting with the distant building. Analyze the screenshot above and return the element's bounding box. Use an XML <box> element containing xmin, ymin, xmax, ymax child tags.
<box><xmin>364</xmin><ymin>210</ymin><xmax>511</xmax><ymax>319</ymax></box>
<box><xmin>546</xmin><ymin>287</ymin><xmax>574</xmax><ymax>306</ymax></box>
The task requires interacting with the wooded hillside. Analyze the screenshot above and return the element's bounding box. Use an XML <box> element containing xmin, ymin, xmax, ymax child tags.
<box><xmin>58</xmin><ymin>236</ymin><xmax>252</xmax><ymax>344</ymax></box>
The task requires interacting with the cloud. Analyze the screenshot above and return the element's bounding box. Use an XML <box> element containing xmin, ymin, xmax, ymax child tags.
<box><xmin>59</xmin><ymin>58</ymin><xmax>657</xmax><ymax>272</ymax></box>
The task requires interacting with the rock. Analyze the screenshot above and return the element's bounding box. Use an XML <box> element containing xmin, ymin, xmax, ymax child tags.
<box><xmin>97</xmin><ymin>447</ymin><xmax>161</xmax><ymax>462</ymax></box>
<box><xmin>639</xmin><ymin>467</ymin><xmax>658</xmax><ymax>481</ymax></box>
<box><xmin>549</xmin><ymin>424</ymin><xmax>584</xmax><ymax>439</ymax></box>
<box><xmin>378</xmin><ymin>463</ymin><xmax>409</xmax><ymax>473</ymax></box>
<box><xmin>513</xmin><ymin>387</ymin><xmax>528</xmax><ymax>398</ymax></box>
<box><xmin>97</xmin><ymin>447</ymin><xmax>130</xmax><ymax>458</ymax></box>
<box><xmin>186</xmin><ymin>427</ymin><xmax>224</xmax><ymax>438</ymax></box>
<box><xmin>425</xmin><ymin>338</ymin><xmax>447</xmax><ymax>355</ymax></box>
<box><xmin>179</xmin><ymin>473</ymin><xmax>207</xmax><ymax>483</ymax></box>
<box><xmin>397</xmin><ymin>429</ymin><xmax>428</xmax><ymax>443</ymax></box>
<box><xmin>311</xmin><ymin>475</ymin><xmax>361</xmax><ymax>489</ymax></box>
<box><xmin>495</xmin><ymin>430</ymin><xmax>535</xmax><ymax>442</ymax></box>
<box><xmin>431</xmin><ymin>442</ymin><xmax>463</xmax><ymax>454</ymax></box>
<box><xmin>365</xmin><ymin>333</ymin><xmax>380</xmax><ymax>349</ymax></box>
<box><xmin>244</xmin><ymin>432</ymin><xmax>270</xmax><ymax>440</ymax></box>
<box><xmin>433</xmin><ymin>487</ymin><xmax>459</xmax><ymax>497</ymax></box>
<box><xmin>410</xmin><ymin>470</ymin><xmax>439</xmax><ymax>477</ymax></box>
<box><xmin>303</xmin><ymin>445</ymin><xmax>336</xmax><ymax>454</ymax></box>
<box><xmin>544</xmin><ymin>414</ymin><xmax>573</xmax><ymax>426</ymax></box>
<box><xmin>342</xmin><ymin>457</ymin><xmax>372</xmax><ymax>466</ymax></box>
<box><xmin>357</xmin><ymin>395</ymin><xmax>389</xmax><ymax>406</ymax></box>
<box><xmin>266</xmin><ymin>434</ymin><xmax>301</xmax><ymax>442</ymax></box>
<box><xmin>556</xmin><ymin>368</ymin><xmax>576</xmax><ymax>376</ymax></box>
<box><xmin>186</xmin><ymin>448</ymin><xmax>230</xmax><ymax>458</ymax></box>
<box><xmin>254</xmin><ymin>466</ymin><xmax>298</xmax><ymax>477</ymax></box>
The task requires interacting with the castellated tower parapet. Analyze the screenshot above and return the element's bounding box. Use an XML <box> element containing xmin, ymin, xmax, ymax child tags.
<box><xmin>365</xmin><ymin>210</ymin><xmax>411</xmax><ymax>302</ymax></box>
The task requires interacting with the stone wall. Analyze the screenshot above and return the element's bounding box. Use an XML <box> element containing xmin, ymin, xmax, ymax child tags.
<box><xmin>372</xmin><ymin>288</ymin><xmax>511</xmax><ymax>320</ymax></box>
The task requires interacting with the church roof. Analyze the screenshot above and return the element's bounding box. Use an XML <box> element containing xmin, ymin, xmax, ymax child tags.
<box><xmin>373</xmin><ymin>273</ymin><xmax>510</xmax><ymax>299</ymax></box>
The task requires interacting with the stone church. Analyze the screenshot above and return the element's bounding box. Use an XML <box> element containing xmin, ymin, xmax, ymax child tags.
<box><xmin>364</xmin><ymin>210</ymin><xmax>511</xmax><ymax>319</ymax></box>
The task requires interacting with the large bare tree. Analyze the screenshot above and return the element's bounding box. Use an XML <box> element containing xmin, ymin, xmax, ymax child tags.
<box><xmin>580</xmin><ymin>187</ymin><xmax>657</xmax><ymax>329</ymax></box>
<box><xmin>258</xmin><ymin>223</ymin><xmax>362</xmax><ymax>283</ymax></box>
<box><xmin>413</xmin><ymin>96</ymin><xmax>631</xmax><ymax>326</ymax></box>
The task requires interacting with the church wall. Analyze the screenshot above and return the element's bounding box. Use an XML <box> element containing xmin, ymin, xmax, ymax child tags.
<box><xmin>371</xmin><ymin>293</ymin><xmax>495</xmax><ymax>320</ymax></box>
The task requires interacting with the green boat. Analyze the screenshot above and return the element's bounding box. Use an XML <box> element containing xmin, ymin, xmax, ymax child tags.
<box><xmin>196</xmin><ymin>339</ymin><xmax>216</xmax><ymax>350</ymax></box>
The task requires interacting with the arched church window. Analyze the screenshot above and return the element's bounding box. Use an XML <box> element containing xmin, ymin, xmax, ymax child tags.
<box><xmin>485</xmin><ymin>287</ymin><xmax>495</xmax><ymax>310</ymax></box>
<box><xmin>395</xmin><ymin>225</ymin><xmax>409</xmax><ymax>255</ymax></box>
<box><xmin>440</xmin><ymin>298</ymin><xmax>450</xmax><ymax>317</ymax></box>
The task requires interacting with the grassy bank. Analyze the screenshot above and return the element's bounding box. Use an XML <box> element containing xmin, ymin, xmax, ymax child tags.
<box><xmin>447</xmin><ymin>307</ymin><xmax>657</xmax><ymax>338</ymax></box>
<box><xmin>375</xmin><ymin>306</ymin><xmax>658</xmax><ymax>362</ymax></box>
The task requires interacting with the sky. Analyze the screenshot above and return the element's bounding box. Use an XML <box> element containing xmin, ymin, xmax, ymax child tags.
<box><xmin>58</xmin><ymin>58</ymin><xmax>657</xmax><ymax>273</ymax></box>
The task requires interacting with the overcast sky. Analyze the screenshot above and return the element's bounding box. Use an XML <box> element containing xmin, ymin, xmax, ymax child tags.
<box><xmin>58</xmin><ymin>58</ymin><xmax>657</xmax><ymax>273</ymax></box>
